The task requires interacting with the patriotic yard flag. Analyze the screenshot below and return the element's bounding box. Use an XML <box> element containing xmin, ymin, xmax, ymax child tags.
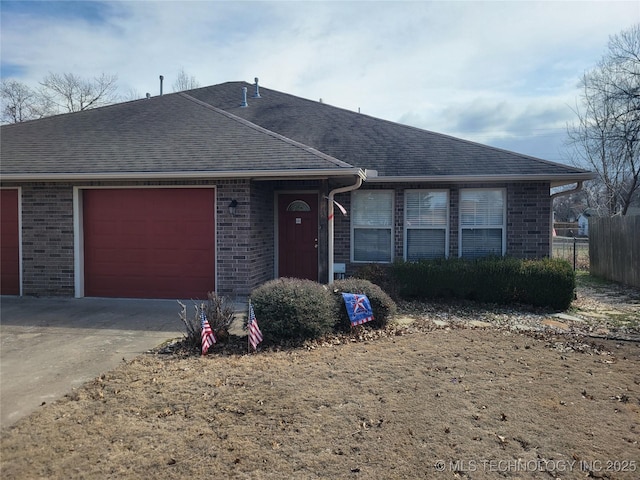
<box><xmin>248</xmin><ymin>302</ymin><xmax>263</xmax><ymax>351</ymax></box>
<box><xmin>341</xmin><ymin>293</ymin><xmax>374</xmax><ymax>326</ymax></box>
<box><xmin>200</xmin><ymin>308</ymin><xmax>216</xmax><ymax>356</ymax></box>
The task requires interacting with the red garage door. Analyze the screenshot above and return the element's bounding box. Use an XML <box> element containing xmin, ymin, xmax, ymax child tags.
<box><xmin>83</xmin><ymin>188</ymin><xmax>215</xmax><ymax>299</ymax></box>
<box><xmin>1</xmin><ymin>189</ymin><xmax>20</xmax><ymax>295</ymax></box>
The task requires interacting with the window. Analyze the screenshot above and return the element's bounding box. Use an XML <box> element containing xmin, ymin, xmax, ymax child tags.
<box><xmin>405</xmin><ymin>190</ymin><xmax>448</xmax><ymax>260</ymax></box>
<box><xmin>286</xmin><ymin>200</ymin><xmax>311</xmax><ymax>212</ymax></box>
<box><xmin>351</xmin><ymin>190</ymin><xmax>393</xmax><ymax>262</ymax></box>
<box><xmin>459</xmin><ymin>189</ymin><xmax>506</xmax><ymax>258</ymax></box>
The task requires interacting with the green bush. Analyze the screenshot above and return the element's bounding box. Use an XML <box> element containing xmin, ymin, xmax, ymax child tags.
<box><xmin>250</xmin><ymin>278</ymin><xmax>335</xmax><ymax>342</ymax></box>
<box><xmin>331</xmin><ymin>278</ymin><xmax>397</xmax><ymax>331</ymax></box>
<box><xmin>514</xmin><ymin>258</ymin><xmax>575</xmax><ymax>310</ymax></box>
<box><xmin>353</xmin><ymin>263</ymin><xmax>398</xmax><ymax>299</ymax></box>
<box><xmin>392</xmin><ymin>257</ymin><xmax>575</xmax><ymax>311</ymax></box>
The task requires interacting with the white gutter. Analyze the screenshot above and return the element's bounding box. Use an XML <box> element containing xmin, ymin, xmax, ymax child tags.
<box><xmin>0</xmin><ymin>168</ymin><xmax>365</xmax><ymax>182</ymax></box>
<box><xmin>549</xmin><ymin>181</ymin><xmax>585</xmax><ymax>257</ymax></box>
<box><xmin>327</xmin><ymin>176</ymin><xmax>364</xmax><ymax>284</ymax></box>
<box><xmin>366</xmin><ymin>173</ymin><xmax>595</xmax><ymax>187</ymax></box>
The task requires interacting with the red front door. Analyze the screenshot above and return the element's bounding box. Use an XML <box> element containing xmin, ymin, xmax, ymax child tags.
<box><xmin>278</xmin><ymin>193</ymin><xmax>319</xmax><ymax>281</ymax></box>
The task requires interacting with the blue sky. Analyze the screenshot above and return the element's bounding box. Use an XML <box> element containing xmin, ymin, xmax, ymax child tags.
<box><xmin>1</xmin><ymin>1</ymin><xmax>638</xmax><ymax>164</ymax></box>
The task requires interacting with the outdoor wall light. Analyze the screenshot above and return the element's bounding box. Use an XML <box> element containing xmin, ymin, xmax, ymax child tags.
<box><xmin>228</xmin><ymin>199</ymin><xmax>238</xmax><ymax>217</ymax></box>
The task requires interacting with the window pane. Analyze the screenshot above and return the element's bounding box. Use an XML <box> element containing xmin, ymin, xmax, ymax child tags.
<box><xmin>353</xmin><ymin>229</ymin><xmax>392</xmax><ymax>262</ymax></box>
<box><xmin>461</xmin><ymin>229</ymin><xmax>502</xmax><ymax>259</ymax></box>
<box><xmin>352</xmin><ymin>191</ymin><xmax>393</xmax><ymax>227</ymax></box>
<box><xmin>406</xmin><ymin>191</ymin><xmax>447</xmax><ymax>227</ymax></box>
<box><xmin>407</xmin><ymin>229</ymin><xmax>446</xmax><ymax>260</ymax></box>
<box><xmin>460</xmin><ymin>190</ymin><xmax>504</xmax><ymax>227</ymax></box>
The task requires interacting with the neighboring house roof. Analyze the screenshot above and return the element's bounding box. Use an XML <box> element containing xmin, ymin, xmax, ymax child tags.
<box><xmin>1</xmin><ymin>79</ymin><xmax>594</xmax><ymax>186</ymax></box>
<box><xmin>0</xmin><ymin>92</ymin><xmax>362</xmax><ymax>181</ymax></box>
<box><xmin>188</xmin><ymin>81</ymin><xmax>595</xmax><ymax>186</ymax></box>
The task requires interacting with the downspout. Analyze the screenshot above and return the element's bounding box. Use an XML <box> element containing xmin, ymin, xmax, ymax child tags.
<box><xmin>549</xmin><ymin>181</ymin><xmax>584</xmax><ymax>256</ymax></box>
<box><xmin>327</xmin><ymin>176</ymin><xmax>363</xmax><ymax>284</ymax></box>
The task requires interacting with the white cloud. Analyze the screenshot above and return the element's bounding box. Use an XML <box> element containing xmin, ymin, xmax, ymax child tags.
<box><xmin>1</xmin><ymin>0</ymin><xmax>637</xmax><ymax>161</ymax></box>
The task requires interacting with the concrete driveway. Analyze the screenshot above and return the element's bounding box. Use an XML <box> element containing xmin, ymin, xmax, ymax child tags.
<box><xmin>0</xmin><ymin>296</ymin><xmax>185</xmax><ymax>429</ymax></box>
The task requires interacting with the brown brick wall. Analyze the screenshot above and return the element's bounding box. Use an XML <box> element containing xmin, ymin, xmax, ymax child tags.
<box><xmin>7</xmin><ymin>179</ymin><xmax>551</xmax><ymax>297</ymax></box>
<box><xmin>21</xmin><ymin>184</ymin><xmax>75</xmax><ymax>296</ymax></box>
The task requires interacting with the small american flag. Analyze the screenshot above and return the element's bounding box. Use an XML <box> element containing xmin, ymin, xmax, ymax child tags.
<box><xmin>248</xmin><ymin>302</ymin><xmax>263</xmax><ymax>351</ymax></box>
<box><xmin>200</xmin><ymin>308</ymin><xmax>216</xmax><ymax>355</ymax></box>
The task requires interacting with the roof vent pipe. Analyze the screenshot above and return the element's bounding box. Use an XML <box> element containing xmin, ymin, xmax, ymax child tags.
<box><xmin>159</xmin><ymin>75</ymin><xmax>164</xmax><ymax>96</ymax></box>
<box><xmin>253</xmin><ymin>77</ymin><xmax>261</xmax><ymax>98</ymax></box>
<box><xmin>240</xmin><ymin>86</ymin><xmax>248</xmax><ymax>107</ymax></box>
<box><xmin>146</xmin><ymin>93</ymin><xmax>151</xmax><ymax>99</ymax></box>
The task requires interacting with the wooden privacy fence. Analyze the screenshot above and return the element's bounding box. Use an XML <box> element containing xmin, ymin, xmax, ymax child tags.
<box><xmin>589</xmin><ymin>216</ymin><xmax>640</xmax><ymax>288</ymax></box>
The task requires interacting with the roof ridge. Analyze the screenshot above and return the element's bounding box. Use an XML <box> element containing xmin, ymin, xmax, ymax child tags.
<box><xmin>178</xmin><ymin>92</ymin><xmax>356</xmax><ymax>170</ymax></box>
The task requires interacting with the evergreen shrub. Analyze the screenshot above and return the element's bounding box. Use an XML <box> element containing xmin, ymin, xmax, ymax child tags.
<box><xmin>392</xmin><ymin>257</ymin><xmax>575</xmax><ymax>311</ymax></box>
<box><xmin>332</xmin><ymin>278</ymin><xmax>397</xmax><ymax>331</ymax></box>
<box><xmin>250</xmin><ymin>278</ymin><xmax>335</xmax><ymax>342</ymax></box>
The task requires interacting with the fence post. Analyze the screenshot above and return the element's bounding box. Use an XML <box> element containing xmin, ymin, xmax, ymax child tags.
<box><xmin>573</xmin><ymin>237</ymin><xmax>577</xmax><ymax>271</ymax></box>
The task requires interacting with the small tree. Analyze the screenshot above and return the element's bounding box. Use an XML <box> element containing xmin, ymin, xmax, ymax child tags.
<box><xmin>40</xmin><ymin>72</ymin><xmax>119</xmax><ymax>113</ymax></box>
<box><xmin>172</xmin><ymin>68</ymin><xmax>200</xmax><ymax>92</ymax></box>
<box><xmin>0</xmin><ymin>79</ymin><xmax>54</xmax><ymax>123</ymax></box>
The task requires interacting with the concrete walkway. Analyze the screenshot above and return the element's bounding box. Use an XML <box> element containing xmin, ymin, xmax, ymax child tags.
<box><xmin>0</xmin><ymin>296</ymin><xmax>188</xmax><ymax>429</ymax></box>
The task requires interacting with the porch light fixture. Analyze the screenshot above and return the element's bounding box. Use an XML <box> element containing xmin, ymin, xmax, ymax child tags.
<box><xmin>228</xmin><ymin>199</ymin><xmax>238</xmax><ymax>217</ymax></box>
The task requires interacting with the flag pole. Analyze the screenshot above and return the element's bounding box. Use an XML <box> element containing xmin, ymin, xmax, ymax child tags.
<box><xmin>247</xmin><ymin>300</ymin><xmax>251</xmax><ymax>355</ymax></box>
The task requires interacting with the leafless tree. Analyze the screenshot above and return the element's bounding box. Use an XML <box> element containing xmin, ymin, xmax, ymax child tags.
<box><xmin>0</xmin><ymin>79</ymin><xmax>54</xmax><ymax>123</ymax></box>
<box><xmin>566</xmin><ymin>24</ymin><xmax>640</xmax><ymax>216</ymax></box>
<box><xmin>40</xmin><ymin>72</ymin><xmax>119</xmax><ymax>113</ymax></box>
<box><xmin>172</xmin><ymin>68</ymin><xmax>200</xmax><ymax>92</ymax></box>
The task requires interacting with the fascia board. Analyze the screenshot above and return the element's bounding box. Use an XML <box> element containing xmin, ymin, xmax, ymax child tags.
<box><xmin>0</xmin><ymin>168</ymin><xmax>367</xmax><ymax>182</ymax></box>
<box><xmin>364</xmin><ymin>173</ymin><xmax>596</xmax><ymax>186</ymax></box>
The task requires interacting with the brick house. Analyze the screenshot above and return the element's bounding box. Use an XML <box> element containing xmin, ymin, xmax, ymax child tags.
<box><xmin>0</xmin><ymin>80</ymin><xmax>594</xmax><ymax>299</ymax></box>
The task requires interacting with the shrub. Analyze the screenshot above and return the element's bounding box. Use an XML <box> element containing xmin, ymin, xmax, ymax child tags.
<box><xmin>250</xmin><ymin>278</ymin><xmax>335</xmax><ymax>342</ymax></box>
<box><xmin>514</xmin><ymin>258</ymin><xmax>575</xmax><ymax>310</ymax></box>
<box><xmin>391</xmin><ymin>257</ymin><xmax>575</xmax><ymax>311</ymax></box>
<box><xmin>177</xmin><ymin>292</ymin><xmax>236</xmax><ymax>353</ymax></box>
<box><xmin>332</xmin><ymin>278</ymin><xmax>397</xmax><ymax>331</ymax></box>
<box><xmin>353</xmin><ymin>263</ymin><xmax>398</xmax><ymax>299</ymax></box>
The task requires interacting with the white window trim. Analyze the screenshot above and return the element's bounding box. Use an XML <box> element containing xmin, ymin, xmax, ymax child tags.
<box><xmin>458</xmin><ymin>188</ymin><xmax>506</xmax><ymax>258</ymax></box>
<box><xmin>350</xmin><ymin>190</ymin><xmax>394</xmax><ymax>263</ymax></box>
<box><xmin>404</xmin><ymin>189</ymin><xmax>449</xmax><ymax>260</ymax></box>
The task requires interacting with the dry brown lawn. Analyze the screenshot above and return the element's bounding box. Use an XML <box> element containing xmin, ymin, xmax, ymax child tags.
<box><xmin>1</xmin><ymin>279</ymin><xmax>639</xmax><ymax>479</ymax></box>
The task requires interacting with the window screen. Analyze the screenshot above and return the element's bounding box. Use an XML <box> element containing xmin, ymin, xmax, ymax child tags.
<box><xmin>459</xmin><ymin>189</ymin><xmax>505</xmax><ymax>259</ymax></box>
<box><xmin>405</xmin><ymin>190</ymin><xmax>448</xmax><ymax>260</ymax></box>
<box><xmin>351</xmin><ymin>190</ymin><xmax>393</xmax><ymax>262</ymax></box>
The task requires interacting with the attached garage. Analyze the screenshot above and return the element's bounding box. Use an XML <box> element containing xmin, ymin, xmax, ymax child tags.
<box><xmin>1</xmin><ymin>189</ymin><xmax>20</xmax><ymax>295</ymax></box>
<box><xmin>82</xmin><ymin>187</ymin><xmax>215</xmax><ymax>299</ymax></box>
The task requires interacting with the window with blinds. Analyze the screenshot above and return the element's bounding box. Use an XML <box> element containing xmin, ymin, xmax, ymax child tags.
<box><xmin>459</xmin><ymin>189</ymin><xmax>506</xmax><ymax>258</ymax></box>
<box><xmin>351</xmin><ymin>190</ymin><xmax>393</xmax><ymax>262</ymax></box>
<box><xmin>404</xmin><ymin>190</ymin><xmax>449</xmax><ymax>260</ymax></box>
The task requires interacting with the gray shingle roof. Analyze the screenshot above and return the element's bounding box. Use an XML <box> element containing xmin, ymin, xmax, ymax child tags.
<box><xmin>0</xmin><ymin>92</ymin><xmax>358</xmax><ymax>179</ymax></box>
<box><xmin>188</xmin><ymin>81</ymin><xmax>593</xmax><ymax>183</ymax></box>
<box><xmin>1</xmin><ymin>79</ymin><xmax>593</xmax><ymax>185</ymax></box>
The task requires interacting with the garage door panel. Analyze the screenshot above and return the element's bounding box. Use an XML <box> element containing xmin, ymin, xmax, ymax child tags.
<box><xmin>1</xmin><ymin>189</ymin><xmax>20</xmax><ymax>295</ymax></box>
<box><xmin>84</xmin><ymin>188</ymin><xmax>215</xmax><ymax>299</ymax></box>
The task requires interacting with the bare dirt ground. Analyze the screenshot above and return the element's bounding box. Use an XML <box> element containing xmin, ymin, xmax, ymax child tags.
<box><xmin>1</xmin><ymin>275</ymin><xmax>639</xmax><ymax>479</ymax></box>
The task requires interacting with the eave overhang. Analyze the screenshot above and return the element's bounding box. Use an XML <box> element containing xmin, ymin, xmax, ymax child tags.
<box><xmin>365</xmin><ymin>172</ymin><xmax>596</xmax><ymax>188</ymax></box>
<box><xmin>0</xmin><ymin>168</ymin><xmax>367</xmax><ymax>183</ymax></box>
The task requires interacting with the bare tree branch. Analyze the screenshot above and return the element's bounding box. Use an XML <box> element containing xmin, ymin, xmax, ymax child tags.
<box><xmin>172</xmin><ymin>68</ymin><xmax>200</xmax><ymax>92</ymax></box>
<box><xmin>566</xmin><ymin>24</ymin><xmax>640</xmax><ymax>216</ymax></box>
<box><xmin>39</xmin><ymin>72</ymin><xmax>119</xmax><ymax>112</ymax></box>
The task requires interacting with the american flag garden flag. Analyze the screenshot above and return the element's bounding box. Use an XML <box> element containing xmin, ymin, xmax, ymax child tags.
<box><xmin>248</xmin><ymin>301</ymin><xmax>263</xmax><ymax>352</ymax></box>
<box><xmin>200</xmin><ymin>307</ymin><xmax>216</xmax><ymax>356</ymax></box>
<box><xmin>341</xmin><ymin>293</ymin><xmax>374</xmax><ymax>326</ymax></box>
